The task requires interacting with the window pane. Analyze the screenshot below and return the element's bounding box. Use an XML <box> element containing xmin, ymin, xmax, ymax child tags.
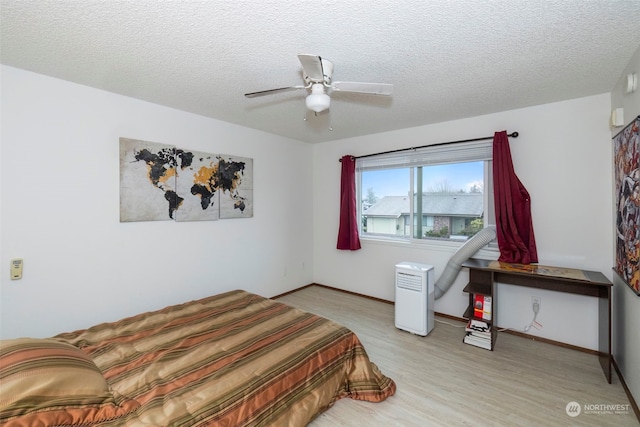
<box><xmin>414</xmin><ymin>162</ymin><xmax>484</xmax><ymax>240</ymax></box>
<box><xmin>361</xmin><ymin>168</ymin><xmax>410</xmax><ymax>238</ymax></box>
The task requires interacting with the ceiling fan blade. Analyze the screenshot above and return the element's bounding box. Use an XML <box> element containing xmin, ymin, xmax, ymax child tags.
<box><xmin>244</xmin><ymin>86</ymin><xmax>305</xmax><ymax>98</ymax></box>
<box><xmin>297</xmin><ymin>54</ymin><xmax>324</xmax><ymax>82</ymax></box>
<box><xmin>331</xmin><ymin>81</ymin><xmax>393</xmax><ymax>96</ymax></box>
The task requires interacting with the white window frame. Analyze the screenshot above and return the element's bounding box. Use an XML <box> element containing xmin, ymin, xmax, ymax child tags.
<box><xmin>356</xmin><ymin>140</ymin><xmax>496</xmax><ymax>247</ymax></box>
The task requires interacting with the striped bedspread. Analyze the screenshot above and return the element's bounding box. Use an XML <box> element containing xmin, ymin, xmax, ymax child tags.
<box><xmin>54</xmin><ymin>290</ymin><xmax>396</xmax><ymax>426</ymax></box>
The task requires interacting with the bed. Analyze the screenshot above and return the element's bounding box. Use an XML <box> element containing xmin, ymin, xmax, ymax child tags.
<box><xmin>0</xmin><ymin>290</ymin><xmax>395</xmax><ymax>426</ymax></box>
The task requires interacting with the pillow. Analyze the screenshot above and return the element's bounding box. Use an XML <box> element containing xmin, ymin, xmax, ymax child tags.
<box><xmin>0</xmin><ymin>337</ymin><xmax>140</xmax><ymax>426</ymax></box>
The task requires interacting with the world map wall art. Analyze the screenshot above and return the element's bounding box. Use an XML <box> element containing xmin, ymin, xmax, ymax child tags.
<box><xmin>119</xmin><ymin>138</ymin><xmax>253</xmax><ymax>222</ymax></box>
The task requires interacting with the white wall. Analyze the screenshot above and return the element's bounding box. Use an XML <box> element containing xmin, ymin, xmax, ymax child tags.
<box><xmin>0</xmin><ymin>65</ymin><xmax>314</xmax><ymax>339</ymax></box>
<box><xmin>313</xmin><ymin>93</ymin><xmax>613</xmax><ymax>351</ymax></box>
<box><xmin>610</xmin><ymin>44</ymin><xmax>640</xmax><ymax>411</ymax></box>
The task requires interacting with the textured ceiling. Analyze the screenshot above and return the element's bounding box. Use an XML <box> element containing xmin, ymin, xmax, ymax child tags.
<box><xmin>1</xmin><ymin>0</ymin><xmax>639</xmax><ymax>143</ymax></box>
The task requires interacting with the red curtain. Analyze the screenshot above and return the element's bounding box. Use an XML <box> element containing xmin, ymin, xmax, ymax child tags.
<box><xmin>493</xmin><ymin>131</ymin><xmax>538</xmax><ymax>264</ymax></box>
<box><xmin>337</xmin><ymin>155</ymin><xmax>361</xmax><ymax>250</ymax></box>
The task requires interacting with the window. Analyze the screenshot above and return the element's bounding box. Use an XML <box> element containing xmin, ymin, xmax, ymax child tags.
<box><xmin>358</xmin><ymin>140</ymin><xmax>494</xmax><ymax>243</ymax></box>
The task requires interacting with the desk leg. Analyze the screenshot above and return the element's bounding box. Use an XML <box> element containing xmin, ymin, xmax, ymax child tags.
<box><xmin>598</xmin><ymin>287</ymin><xmax>612</xmax><ymax>384</ymax></box>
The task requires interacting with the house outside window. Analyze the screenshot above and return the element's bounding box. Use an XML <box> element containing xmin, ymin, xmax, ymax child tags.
<box><xmin>357</xmin><ymin>140</ymin><xmax>494</xmax><ymax>244</ymax></box>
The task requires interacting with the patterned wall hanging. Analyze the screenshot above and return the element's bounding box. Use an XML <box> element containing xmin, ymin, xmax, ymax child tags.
<box><xmin>613</xmin><ymin>116</ymin><xmax>640</xmax><ymax>296</ymax></box>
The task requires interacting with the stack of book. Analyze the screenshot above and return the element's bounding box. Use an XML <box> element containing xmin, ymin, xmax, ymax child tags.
<box><xmin>463</xmin><ymin>319</ymin><xmax>492</xmax><ymax>350</ymax></box>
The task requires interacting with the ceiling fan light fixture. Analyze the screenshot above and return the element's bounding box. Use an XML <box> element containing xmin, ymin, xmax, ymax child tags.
<box><xmin>305</xmin><ymin>83</ymin><xmax>330</xmax><ymax>113</ymax></box>
<box><xmin>244</xmin><ymin>54</ymin><xmax>392</xmax><ymax>115</ymax></box>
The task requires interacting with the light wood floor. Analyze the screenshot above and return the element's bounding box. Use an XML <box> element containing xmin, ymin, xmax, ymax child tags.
<box><xmin>275</xmin><ymin>286</ymin><xmax>637</xmax><ymax>426</ymax></box>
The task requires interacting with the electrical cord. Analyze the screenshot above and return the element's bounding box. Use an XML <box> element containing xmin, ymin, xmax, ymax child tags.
<box><xmin>436</xmin><ymin>301</ymin><xmax>541</xmax><ymax>333</ymax></box>
<box><xmin>524</xmin><ymin>301</ymin><xmax>540</xmax><ymax>332</ymax></box>
<box><xmin>435</xmin><ymin>318</ymin><xmax>466</xmax><ymax>328</ymax></box>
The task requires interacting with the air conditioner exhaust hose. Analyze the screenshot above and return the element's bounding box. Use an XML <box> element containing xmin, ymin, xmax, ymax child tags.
<box><xmin>434</xmin><ymin>226</ymin><xmax>497</xmax><ymax>299</ymax></box>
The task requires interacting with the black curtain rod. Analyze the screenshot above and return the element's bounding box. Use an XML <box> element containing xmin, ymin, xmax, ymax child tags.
<box><xmin>339</xmin><ymin>131</ymin><xmax>519</xmax><ymax>162</ymax></box>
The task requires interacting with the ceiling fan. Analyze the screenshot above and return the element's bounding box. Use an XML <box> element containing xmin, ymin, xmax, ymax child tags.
<box><xmin>244</xmin><ymin>54</ymin><xmax>393</xmax><ymax>114</ymax></box>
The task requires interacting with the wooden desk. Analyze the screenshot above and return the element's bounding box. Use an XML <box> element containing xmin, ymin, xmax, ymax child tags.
<box><xmin>462</xmin><ymin>258</ymin><xmax>612</xmax><ymax>383</ymax></box>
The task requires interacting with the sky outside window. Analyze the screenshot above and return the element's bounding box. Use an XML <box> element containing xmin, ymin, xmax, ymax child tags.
<box><xmin>362</xmin><ymin>162</ymin><xmax>483</xmax><ymax>198</ymax></box>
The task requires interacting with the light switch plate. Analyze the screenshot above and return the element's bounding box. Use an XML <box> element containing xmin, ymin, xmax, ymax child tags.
<box><xmin>11</xmin><ymin>258</ymin><xmax>23</xmax><ymax>280</ymax></box>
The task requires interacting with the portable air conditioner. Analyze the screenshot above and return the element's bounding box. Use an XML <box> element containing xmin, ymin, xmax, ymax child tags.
<box><xmin>395</xmin><ymin>262</ymin><xmax>435</xmax><ymax>336</ymax></box>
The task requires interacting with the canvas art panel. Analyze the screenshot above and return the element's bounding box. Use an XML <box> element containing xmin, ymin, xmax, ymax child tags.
<box><xmin>613</xmin><ymin>116</ymin><xmax>640</xmax><ymax>296</ymax></box>
<box><xmin>218</xmin><ymin>154</ymin><xmax>254</xmax><ymax>219</ymax></box>
<box><xmin>120</xmin><ymin>138</ymin><xmax>178</xmax><ymax>222</ymax></box>
<box><xmin>175</xmin><ymin>150</ymin><xmax>220</xmax><ymax>222</ymax></box>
